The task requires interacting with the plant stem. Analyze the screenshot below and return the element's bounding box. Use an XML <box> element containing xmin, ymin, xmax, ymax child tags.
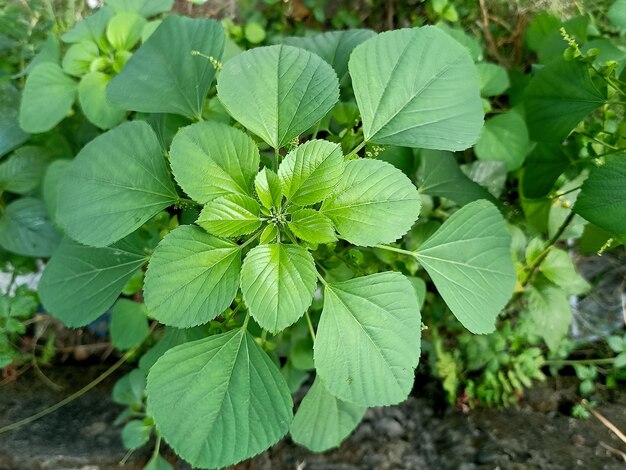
<box><xmin>373</xmin><ymin>244</ymin><xmax>418</xmax><ymax>258</ymax></box>
<box><xmin>345</xmin><ymin>140</ymin><xmax>366</xmax><ymax>160</ymax></box>
<box><xmin>239</xmin><ymin>231</ymin><xmax>261</xmax><ymax>250</ymax></box>
<box><xmin>304</xmin><ymin>311</ymin><xmax>316</xmax><ymax>342</ymax></box>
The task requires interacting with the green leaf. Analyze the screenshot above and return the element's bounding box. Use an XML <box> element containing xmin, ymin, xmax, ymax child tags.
<box><xmin>573</xmin><ymin>156</ymin><xmax>626</xmax><ymax>235</ymax></box>
<box><xmin>39</xmin><ymin>235</ymin><xmax>146</xmax><ymax>327</ymax></box>
<box><xmin>144</xmin><ymin>455</ymin><xmax>173</xmax><ymax>470</ymax></box>
<box><xmin>522</xmin><ymin>143</ymin><xmax>570</xmax><ymax>198</ymax></box>
<box><xmin>321</xmin><ymin>159</ymin><xmax>421</xmax><ymax>246</ymax></box>
<box><xmin>460</xmin><ymin>160</ymin><xmax>508</xmax><ymax>198</ymax></box>
<box><xmin>78</xmin><ymin>72</ymin><xmax>126</xmax><ymax>129</ymax></box>
<box><xmin>217</xmin><ymin>44</ymin><xmax>339</xmax><ymax>148</ymax></box>
<box><xmin>169</xmin><ymin>121</ymin><xmax>259</xmax><ymax>205</ymax></box>
<box><xmin>527</xmin><ymin>284</ymin><xmax>571</xmax><ymax>352</ymax></box>
<box><xmin>62</xmin><ymin>40</ymin><xmax>99</xmax><ymax>76</ymax></box>
<box><xmin>288</xmin><ymin>209</ymin><xmax>337</xmax><ymax>244</ymax></box>
<box><xmin>146</xmin><ymin>330</ymin><xmax>293</xmax><ymax>469</ymax></box>
<box><xmin>0</xmin><ymin>198</ymin><xmax>60</xmax><ymax>257</ymax></box>
<box><xmin>607</xmin><ymin>335</ymin><xmax>624</xmax><ymax>353</ymax></box>
<box><xmin>196</xmin><ymin>194</ymin><xmax>261</xmax><ymax>238</ymax></box>
<box><xmin>540</xmin><ymin>249</ymin><xmax>590</xmax><ymax>295</ymax></box>
<box><xmin>61</xmin><ymin>7</ymin><xmax>113</xmax><ymax>43</ymax></box>
<box><xmin>609</xmin><ymin>0</ymin><xmax>626</xmax><ymax>28</ymax></box>
<box><xmin>105</xmin><ymin>0</ymin><xmax>173</xmax><ymax>17</ymax></box>
<box><xmin>290</xmin><ymin>377</ymin><xmax>365</xmax><ymax>452</ymax></box>
<box><xmin>415</xmin><ymin>200</ymin><xmax>515</xmax><ymax>334</ymax></box>
<box><xmin>122</xmin><ymin>420</ymin><xmax>151</xmax><ymax>450</ymax></box>
<box><xmin>19</xmin><ymin>63</ymin><xmax>77</xmax><ymax>133</ymax></box>
<box><xmin>524</xmin><ymin>58</ymin><xmax>606</xmax><ymax>142</ymax></box>
<box><xmin>278</xmin><ymin>140</ymin><xmax>344</xmax><ymax>206</ymax></box>
<box><xmin>240</xmin><ymin>244</ymin><xmax>317</xmax><ymax>333</ymax></box>
<box><xmin>57</xmin><ymin>121</ymin><xmax>178</xmax><ymax>247</ymax></box>
<box><xmin>106</xmin><ymin>12</ymin><xmax>146</xmax><ymax>50</ymax></box>
<box><xmin>260</xmin><ymin>224</ymin><xmax>279</xmax><ymax>244</ymax></box>
<box><xmin>0</xmin><ymin>146</ymin><xmax>49</xmax><ymax>194</ymax></box>
<box><xmin>282</xmin><ymin>29</ymin><xmax>376</xmax><ymax>84</ymax></box>
<box><xmin>349</xmin><ymin>27</ymin><xmax>483</xmax><ymax>150</ymax></box>
<box><xmin>144</xmin><ymin>226</ymin><xmax>241</xmax><ymax>328</ymax></box>
<box><xmin>0</xmin><ymin>84</ymin><xmax>29</xmax><ymax>157</ymax></box>
<box><xmin>42</xmin><ymin>159</ymin><xmax>71</xmax><ymax>225</ymax></box>
<box><xmin>315</xmin><ymin>272</ymin><xmax>421</xmax><ymax>406</ymax></box>
<box><xmin>476</xmin><ymin>62</ymin><xmax>510</xmax><ymax>97</ymax></box>
<box><xmin>110</xmin><ymin>299</ymin><xmax>149</xmax><ymax>350</ymax></box>
<box><xmin>474</xmin><ymin>111</ymin><xmax>530</xmax><ymax>171</ymax></box>
<box><xmin>255</xmin><ymin>168</ymin><xmax>282</xmax><ymax>209</ymax></box>
<box><xmin>418</xmin><ymin>149</ymin><xmax>493</xmax><ymax>206</ymax></box>
<box><xmin>436</xmin><ymin>24</ymin><xmax>483</xmax><ymax>62</ymax></box>
<box><xmin>108</xmin><ymin>16</ymin><xmax>225</xmax><ymax>118</ymax></box>
<box><xmin>615</xmin><ymin>352</ymin><xmax>626</xmax><ymax>369</ymax></box>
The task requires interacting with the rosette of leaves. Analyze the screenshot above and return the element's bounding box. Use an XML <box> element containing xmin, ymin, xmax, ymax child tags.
<box><xmin>39</xmin><ymin>23</ymin><xmax>516</xmax><ymax>469</ymax></box>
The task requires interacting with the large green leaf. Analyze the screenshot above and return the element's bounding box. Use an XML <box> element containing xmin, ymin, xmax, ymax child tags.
<box><xmin>474</xmin><ymin>111</ymin><xmax>530</xmax><ymax>171</ymax></box>
<box><xmin>0</xmin><ymin>198</ymin><xmax>61</xmax><ymax>257</ymax></box>
<box><xmin>19</xmin><ymin>63</ymin><xmax>77</xmax><ymax>133</ymax></box>
<box><xmin>524</xmin><ymin>58</ymin><xmax>606</xmax><ymax>142</ymax></box>
<box><xmin>143</xmin><ymin>225</ymin><xmax>241</xmax><ymax>327</ymax></box>
<box><xmin>0</xmin><ymin>84</ymin><xmax>29</xmax><ymax>157</ymax></box>
<box><xmin>314</xmin><ymin>272</ymin><xmax>421</xmax><ymax>406</ymax></box>
<box><xmin>281</xmin><ymin>29</ymin><xmax>376</xmax><ymax>84</ymax></box>
<box><xmin>217</xmin><ymin>45</ymin><xmax>339</xmax><ymax>148</ymax></box>
<box><xmin>0</xmin><ymin>146</ymin><xmax>49</xmax><ymax>194</ymax></box>
<box><xmin>108</xmin><ymin>16</ymin><xmax>225</xmax><ymax>119</ymax></box>
<box><xmin>476</xmin><ymin>62</ymin><xmax>510</xmax><ymax>97</ymax></box>
<box><xmin>169</xmin><ymin>121</ymin><xmax>259</xmax><ymax>204</ymax></box>
<box><xmin>57</xmin><ymin>121</ymin><xmax>178</xmax><ymax>247</ymax></box>
<box><xmin>418</xmin><ymin>150</ymin><xmax>493</xmax><ymax>206</ymax></box>
<box><xmin>278</xmin><ymin>140</ymin><xmax>344</xmax><ymax>206</ymax></box>
<box><xmin>146</xmin><ymin>329</ymin><xmax>293</xmax><ymax>469</ymax></box>
<box><xmin>414</xmin><ymin>200</ymin><xmax>515</xmax><ymax>334</ymax></box>
<box><xmin>321</xmin><ymin>159</ymin><xmax>421</xmax><ymax>246</ymax></box>
<box><xmin>349</xmin><ymin>26</ymin><xmax>483</xmax><ymax>150</ymax></box>
<box><xmin>38</xmin><ymin>235</ymin><xmax>146</xmax><ymax>326</ymax></box>
<box><xmin>110</xmin><ymin>299</ymin><xmax>149</xmax><ymax>350</ymax></box>
<box><xmin>42</xmin><ymin>159</ymin><xmax>71</xmax><ymax>225</ymax></box>
<box><xmin>288</xmin><ymin>209</ymin><xmax>337</xmax><ymax>244</ymax></box>
<box><xmin>290</xmin><ymin>377</ymin><xmax>365</xmax><ymax>452</ymax></box>
<box><xmin>78</xmin><ymin>72</ymin><xmax>126</xmax><ymax>129</ymax></box>
<box><xmin>573</xmin><ymin>156</ymin><xmax>626</xmax><ymax>235</ymax></box>
<box><xmin>196</xmin><ymin>194</ymin><xmax>261</xmax><ymax>238</ymax></box>
<box><xmin>240</xmin><ymin>244</ymin><xmax>317</xmax><ymax>333</ymax></box>
<box><xmin>609</xmin><ymin>0</ymin><xmax>626</xmax><ymax>28</ymax></box>
<box><xmin>527</xmin><ymin>284</ymin><xmax>571</xmax><ymax>352</ymax></box>
<box><xmin>522</xmin><ymin>143</ymin><xmax>570</xmax><ymax>198</ymax></box>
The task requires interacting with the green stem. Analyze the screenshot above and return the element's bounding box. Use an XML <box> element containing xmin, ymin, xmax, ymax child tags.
<box><xmin>304</xmin><ymin>311</ymin><xmax>316</xmax><ymax>342</ymax></box>
<box><xmin>550</xmin><ymin>185</ymin><xmax>582</xmax><ymax>200</ymax></box>
<box><xmin>273</xmin><ymin>147</ymin><xmax>280</xmax><ymax>172</ymax></box>
<box><xmin>242</xmin><ymin>312</ymin><xmax>250</xmax><ymax>331</ymax></box>
<box><xmin>239</xmin><ymin>231</ymin><xmax>261</xmax><ymax>250</ymax></box>
<box><xmin>315</xmin><ymin>268</ymin><xmax>328</xmax><ymax>287</ymax></box>
<box><xmin>373</xmin><ymin>244</ymin><xmax>418</xmax><ymax>258</ymax></box>
<box><xmin>345</xmin><ymin>140</ymin><xmax>366</xmax><ymax>160</ymax></box>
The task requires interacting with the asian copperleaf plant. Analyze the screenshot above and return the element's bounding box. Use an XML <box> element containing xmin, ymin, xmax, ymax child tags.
<box><xmin>37</xmin><ymin>15</ymin><xmax>516</xmax><ymax>469</ymax></box>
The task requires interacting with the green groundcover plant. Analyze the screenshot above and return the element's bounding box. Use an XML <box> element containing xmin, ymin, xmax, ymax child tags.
<box><xmin>27</xmin><ymin>12</ymin><xmax>524</xmax><ymax>468</ymax></box>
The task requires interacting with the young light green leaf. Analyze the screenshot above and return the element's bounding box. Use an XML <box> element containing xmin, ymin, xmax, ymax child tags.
<box><xmin>0</xmin><ymin>198</ymin><xmax>61</xmax><ymax>257</ymax></box>
<box><xmin>255</xmin><ymin>168</ymin><xmax>282</xmax><ymax>209</ymax></box>
<box><xmin>217</xmin><ymin>44</ymin><xmax>340</xmax><ymax>148</ymax></box>
<box><xmin>415</xmin><ymin>200</ymin><xmax>516</xmax><ymax>334</ymax></box>
<box><xmin>241</xmin><ymin>244</ymin><xmax>317</xmax><ymax>333</ymax></box>
<box><xmin>288</xmin><ymin>209</ymin><xmax>337</xmax><ymax>244</ymax></box>
<box><xmin>476</xmin><ymin>62</ymin><xmax>510</xmax><ymax>97</ymax></box>
<box><xmin>39</xmin><ymin>236</ymin><xmax>146</xmax><ymax>327</ymax></box>
<box><xmin>57</xmin><ymin>121</ymin><xmax>178</xmax><ymax>247</ymax></box>
<box><xmin>527</xmin><ymin>284</ymin><xmax>571</xmax><ymax>352</ymax></box>
<box><xmin>143</xmin><ymin>226</ymin><xmax>241</xmax><ymax>328</ymax></box>
<box><xmin>474</xmin><ymin>111</ymin><xmax>530</xmax><ymax>171</ymax></box>
<box><xmin>112</xmin><ymin>369</ymin><xmax>146</xmax><ymax>406</ymax></box>
<box><xmin>110</xmin><ymin>299</ymin><xmax>149</xmax><ymax>350</ymax></box>
<box><xmin>278</xmin><ymin>140</ymin><xmax>344</xmax><ymax>206</ymax></box>
<box><xmin>281</xmin><ymin>29</ymin><xmax>376</xmax><ymax>84</ymax></box>
<box><xmin>196</xmin><ymin>194</ymin><xmax>261</xmax><ymax>238</ymax></box>
<box><xmin>349</xmin><ymin>26</ymin><xmax>483</xmax><ymax>150</ymax></box>
<box><xmin>573</xmin><ymin>156</ymin><xmax>626</xmax><ymax>235</ymax></box>
<box><xmin>524</xmin><ymin>58</ymin><xmax>606</xmax><ymax>142</ymax></box>
<box><xmin>418</xmin><ymin>149</ymin><xmax>493</xmax><ymax>206</ymax></box>
<box><xmin>290</xmin><ymin>377</ymin><xmax>366</xmax><ymax>452</ymax></box>
<box><xmin>106</xmin><ymin>12</ymin><xmax>146</xmax><ymax>51</ymax></box>
<box><xmin>540</xmin><ymin>249</ymin><xmax>590</xmax><ymax>295</ymax></box>
<box><xmin>61</xmin><ymin>40</ymin><xmax>99</xmax><ymax>77</ymax></box>
<box><xmin>260</xmin><ymin>224</ymin><xmax>279</xmax><ymax>244</ymax></box>
<box><xmin>147</xmin><ymin>330</ymin><xmax>293</xmax><ymax>469</ymax></box>
<box><xmin>61</xmin><ymin>7</ymin><xmax>113</xmax><ymax>43</ymax></box>
<box><xmin>0</xmin><ymin>84</ymin><xmax>29</xmax><ymax>157</ymax></box>
<box><xmin>321</xmin><ymin>159</ymin><xmax>421</xmax><ymax>246</ymax></box>
<box><xmin>108</xmin><ymin>16</ymin><xmax>225</xmax><ymax>118</ymax></box>
<box><xmin>19</xmin><ymin>63</ymin><xmax>77</xmax><ymax>133</ymax></box>
<box><xmin>0</xmin><ymin>146</ymin><xmax>49</xmax><ymax>194</ymax></box>
<box><xmin>169</xmin><ymin>121</ymin><xmax>259</xmax><ymax>204</ymax></box>
<box><xmin>609</xmin><ymin>0</ymin><xmax>626</xmax><ymax>29</ymax></box>
<box><xmin>78</xmin><ymin>72</ymin><xmax>126</xmax><ymax>129</ymax></box>
<box><xmin>315</xmin><ymin>272</ymin><xmax>421</xmax><ymax>406</ymax></box>
<box><xmin>122</xmin><ymin>420</ymin><xmax>151</xmax><ymax>450</ymax></box>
